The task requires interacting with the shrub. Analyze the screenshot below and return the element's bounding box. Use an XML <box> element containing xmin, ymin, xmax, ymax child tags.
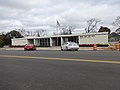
<box><xmin>0</xmin><ymin>36</ymin><xmax>4</xmax><ymax>48</ymax></box>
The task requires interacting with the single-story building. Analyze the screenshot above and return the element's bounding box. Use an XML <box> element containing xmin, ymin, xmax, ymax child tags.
<box><xmin>11</xmin><ymin>32</ymin><xmax>108</xmax><ymax>47</ymax></box>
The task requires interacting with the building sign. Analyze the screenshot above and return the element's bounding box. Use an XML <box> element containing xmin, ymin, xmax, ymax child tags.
<box><xmin>80</xmin><ymin>35</ymin><xmax>95</xmax><ymax>38</ymax></box>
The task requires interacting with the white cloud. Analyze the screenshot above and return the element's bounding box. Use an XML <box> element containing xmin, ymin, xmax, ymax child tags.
<box><xmin>0</xmin><ymin>0</ymin><xmax>120</xmax><ymax>34</ymax></box>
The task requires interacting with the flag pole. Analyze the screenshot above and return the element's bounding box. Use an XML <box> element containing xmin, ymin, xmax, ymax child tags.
<box><xmin>57</xmin><ymin>25</ymin><xmax>58</xmax><ymax>35</ymax></box>
<box><xmin>56</xmin><ymin>20</ymin><xmax>60</xmax><ymax>35</ymax></box>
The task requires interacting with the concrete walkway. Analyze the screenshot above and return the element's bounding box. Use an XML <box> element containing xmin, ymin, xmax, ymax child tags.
<box><xmin>0</xmin><ymin>46</ymin><xmax>116</xmax><ymax>51</ymax></box>
<box><xmin>0</xmin><ymin>46</ymin><xmax>60</xmax><ymax>51</ymax></box>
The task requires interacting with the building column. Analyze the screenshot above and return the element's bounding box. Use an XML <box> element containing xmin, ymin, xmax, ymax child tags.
<box><xmin>50</xmin><ymin>38</ymin><xmax>52</xmax><ymax>47</ymax></box>
<box><xmin>61</xmin><ymin>37</ymin><xmax>63</xmax><ymax>46</ymax></box>
<box><xmin>78</xmin><ymin>36</ymin><xmax>80</xmax><ymax>44</ymax></box>
<box><xmin>33</xmin><ymin>39</ymin><xmax>36</xmax><ymax>45</ymax></box>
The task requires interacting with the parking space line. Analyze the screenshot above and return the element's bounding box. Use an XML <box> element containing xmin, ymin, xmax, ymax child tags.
<box><xmin>0</xmin><ymin>55</ymin><xmax>120</xmax><ymax>64</ymax></box>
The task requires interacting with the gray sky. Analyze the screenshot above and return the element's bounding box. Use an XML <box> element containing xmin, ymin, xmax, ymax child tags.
<box><xmin>0</xmin><ymin>0</ymin><xmax>120</xmax><ymax>34</ymax></box>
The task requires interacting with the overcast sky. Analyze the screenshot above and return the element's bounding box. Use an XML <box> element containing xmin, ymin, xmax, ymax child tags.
<box><xmin>0</xmin><ymin>0</ymin><xmax>120</xmax><ymax>34</ymax></box>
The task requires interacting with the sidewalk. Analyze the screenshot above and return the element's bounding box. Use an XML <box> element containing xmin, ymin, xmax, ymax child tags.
<box><xmin>37</xmin><ymin>46</ymin><xmax>60</xmax><ymax>50</ymax></box>
<box><xmin>0</xmin><ymin>46</ymin><xmax>60</xmax><ymax>51</ymax></box>
<box><xmin>0</xmin><ymin>46</ymin><xmax>116</xmax><ymax>51</ymax></box>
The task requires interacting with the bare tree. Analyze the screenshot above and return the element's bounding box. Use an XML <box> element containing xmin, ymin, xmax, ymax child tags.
<box><xmin>53</xmin><ymin>32</ymin><xmax>58</xmax><ymax>35</ymax></box>
<box><xmin>112</xmin><ymin>16</ymin><xmax>120</xmax><ymax>34</ymax></box>
<box><xmin>68</xmin><ymin>26</ymin><xmax>75</xmax><ymax>34</ymax></box>
<box><xmin>29</xmin><ymin>30</ymin><xmax>36</xmax><ymax>36</ymax></box>
<box><xmin>60</xmin><ymin>26</ymin><xmax>75</xmax><ymax>35</ymax></box>
<box><xmin>26</xmin><ymin>30</ymin><xmax>30</xmax><ymax>36</ymax></box>
<box><xmin>35</xmin><ymin>29</ymin><xmax>47</xmax><ymax>37</ymax></box>
<box><xmin>85</xmin><ymin>18</ymin><xmax>101</xmax><ymax>33</ymax></box>
<box><xmin>17</xmin><ymin>28</ymin><xmax>26</xmax><ymax>37</ymax></box>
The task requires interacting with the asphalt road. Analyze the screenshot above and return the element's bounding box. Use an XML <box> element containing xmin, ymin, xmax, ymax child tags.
<box><xmin>0</xmin><ymin>50</ymin><xmax>120</xmax><ymax>90</ymax></box>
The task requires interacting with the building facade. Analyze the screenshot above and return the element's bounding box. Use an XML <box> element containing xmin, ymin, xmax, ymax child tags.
<box><xmin>11</xmin><ymin>32</ymin><xmax>108</xmax><ymax>47</ymax></box>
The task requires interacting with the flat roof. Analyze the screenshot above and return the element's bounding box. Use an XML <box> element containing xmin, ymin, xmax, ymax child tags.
<box><xmin>12</xmin><ymin>32</ymin><xmax>108</xmax><ymax>40</ymax></box>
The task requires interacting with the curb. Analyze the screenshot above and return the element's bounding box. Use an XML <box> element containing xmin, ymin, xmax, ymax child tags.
<box><xmin>0</xmin><ymin>47</ymin><xmax>118</xmax><ymax>51</ymax></box>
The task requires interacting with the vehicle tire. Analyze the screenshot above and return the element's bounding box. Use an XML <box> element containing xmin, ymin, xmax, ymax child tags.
<box><xmin>24</xmin><ymin>49</ymin><xmax>27</xmax><ymax>51</ymax></box>
<box><xmin>75</xmin><ymin>49</ymin><xmax>78</xmax><ymax>51</ymax></box>
<box><xmin>66</xmin><ymin>47</ymin><xmax>68</xmax><ymax>51</ymax></box>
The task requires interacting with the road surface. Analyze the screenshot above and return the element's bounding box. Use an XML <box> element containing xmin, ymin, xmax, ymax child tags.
<box><xmin>0</xmin><ymin>50</ymin><xmax>120</xmax><ymax>90</ymax></box>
